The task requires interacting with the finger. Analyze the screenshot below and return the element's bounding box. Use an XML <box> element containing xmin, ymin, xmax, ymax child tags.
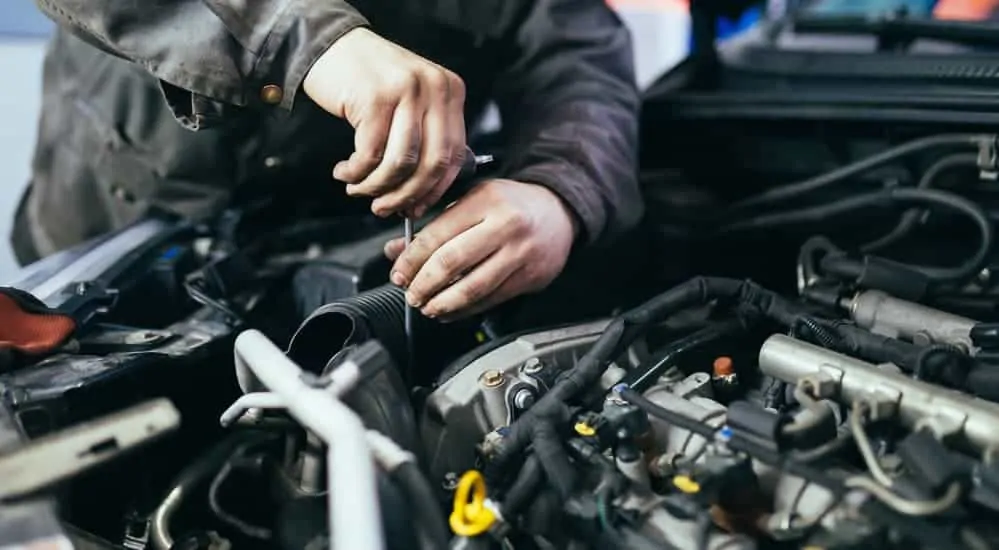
<box><xmin>405</xmin><ymin>222</ymin><xmax>500</xmax><ymax>308</ymax></box>
<box><xmin>333</xmin><ymin>99</ymin><xmax>395</xmax><ymax>184</ymax></box>
<box><xmin>415</xmin><ymin>138</ymin><xmax>464</xmax><ymax>216</ymax></box>
<box><xmin>390</xmin><ymin>204</ymin><xmax>483</xmax><ymax>288</ymax></box>
<box><xmin>414</xmin><ymin>76</ymin><xmax>467</xmax><ymax>214</ymax></box>
<box><xmin>384</xmin><ymin>238</ymin><xmax>406</xmax><ymax>261</ymax></box>
<box><xmin>438</xmin><ymin>273</ymin><xmax>526</xmax><ymax>322</ymax></box>
<box><xmin>376</xmin><ymin>71</ymin><xmax>464</xmax><ymax>216</ymax></box>
<box><xmin>347</xmin><ymin>100</ymin><xmax>423</xmax><ymax>206</ymax></box>
<box><xmin>421</xmin><ymin>254</ymin><xmax>520</xmax><ymax>319</ymax></box>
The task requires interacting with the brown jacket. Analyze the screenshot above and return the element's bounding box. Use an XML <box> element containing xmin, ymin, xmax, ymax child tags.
<box><xmin>12</xmin><ymin>0</ymin><xmax>643</xmax><ymax>263</ymax></box>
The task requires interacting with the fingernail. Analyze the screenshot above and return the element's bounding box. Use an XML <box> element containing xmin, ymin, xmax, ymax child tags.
<box><xmin>406</xmin><ymin>292</ymin><xmax>423</xmax><ymax>308</ymax></box>
<box><xmin>391</xmin><ymin>271</ymin><xmax>407</xmax><ymax>287</ymax></box>
<box><xmin>414</xmin><ymin>205</ymin><xmax>427</xmax><ymax>218</ymax></box>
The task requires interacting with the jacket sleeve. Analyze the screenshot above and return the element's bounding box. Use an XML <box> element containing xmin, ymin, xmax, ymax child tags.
<box><xmin>493</xmin><ymin>0</ymin><xmax>642</xmax><ymax>248</ymax></box>
<box><xmin>34</xmin><ymin>0</ymin><xmax>369</xmax><ymax>130</ymax></box>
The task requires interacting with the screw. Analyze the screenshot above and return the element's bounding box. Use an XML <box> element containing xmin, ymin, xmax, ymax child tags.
<box><xmin>522</xmin><ymin>357</ymin><xmax>544</xmax><ymax>375</ymax></box>
<box><xmin>442</xmin><ymin>472</ymin><xmax>459</xmax><ymax>491</ymax></box>
<box><xmin>513</xmin><ymin>389</ymin><xmax>535</xmax><ymax>410</ymax></box>
<box><xmin>481</xmin><ymin>369</ymin><xmax>505</xmax><ymax>388</ymax></box>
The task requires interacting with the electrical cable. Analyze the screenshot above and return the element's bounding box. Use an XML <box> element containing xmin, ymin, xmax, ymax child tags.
<box><xmin>501</xmin><ymin>455</ymin><xmax>544</xmax><ymax>517</ymax></box>
<box><xmin>861</xmin><ymin>153</ymin><xmax>978</xmax><ymax>253</ymax></box>
<box><xmin>695</xmin><ymin>511</ymin><xmax>713</xmax><ymax>550</ymax></box>
<box><xmin>392</xmin><ymin>462</ymin><xmax>451</xmax><ymax>550</ymax></box>
<box><xmin>718</xmin><ymin>188</ymin><xmax>993</xmax><ymax>284</ymax></box>
<box><xmin>726</xmin><ymin>134</ymin><xmax>988</xmax><ymax>215</ymax></box>
<box><xmin>485</xmin><ymin>277</ymin><xmax>805</xmax><ymax>478</ymax></box>
<box><xmin>617</xmin><ymin>386</ymin><xmax>720</xmax><ymax>439</ymax></box>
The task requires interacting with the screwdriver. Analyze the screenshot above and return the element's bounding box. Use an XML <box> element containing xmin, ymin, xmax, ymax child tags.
<box><xmin>403</xmin><ymin>146</ymin><xmax>494</xmax><ymax>376</ymax></box>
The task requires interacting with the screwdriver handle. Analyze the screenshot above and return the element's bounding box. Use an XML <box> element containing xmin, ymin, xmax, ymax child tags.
<box><xmin>443</xmin><ymin>147</ymin><xmax>494</xmax><ymax>204</ymax></box>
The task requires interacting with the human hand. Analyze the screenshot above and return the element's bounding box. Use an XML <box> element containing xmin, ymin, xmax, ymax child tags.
<box><xmin>384</xmin><ymin>179</ymin><xmax>578</xmax><ymax>320</ymax></box>
<box><xmin>303</xmin><ymin>28</ymin><xmax>467</xmax><ymax>217</ymax></box>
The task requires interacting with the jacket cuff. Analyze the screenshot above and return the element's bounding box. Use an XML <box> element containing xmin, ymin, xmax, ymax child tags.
<box><xmin>160</xmin><ymin>1</ymin><xmax>369</xmax><ymax>130</ymax></box>
<box><xmin>506</xmin><ymin>160</ymin><xmax>603</xmax><ymax>247</ymax></box>
<box><xmin>253</xmin><ymin>1</ymin><xmax>370</xmax><ymax>112</ymax></box>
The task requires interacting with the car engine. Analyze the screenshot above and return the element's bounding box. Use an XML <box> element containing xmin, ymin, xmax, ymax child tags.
<box><xmin>5</xmin><ymin>130</ymin><xmax>999</xmax><ymax>549</ymax></box>
<box><xmin>8</xmin><ymin>15</ymin><xmax>999</xmax><ymax>550</ymax></box>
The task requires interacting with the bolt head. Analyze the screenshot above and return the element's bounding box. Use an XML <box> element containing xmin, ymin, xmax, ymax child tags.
<box><xmin>522</xmin><ymin>357</ymin><xmax>544</xmax><ymax>374</ymax></box>
<box><xmin>513</xmin><ymin>389</ymin><xmax>535</xmax><ymax>410</ymax></box>
<box><xmin>481</xmin><ymin>369</ymin><xmax>505</xmax><ymax>387</ymax></box>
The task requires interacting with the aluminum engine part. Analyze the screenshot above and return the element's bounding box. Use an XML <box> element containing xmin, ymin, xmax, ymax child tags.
<box><xmin>421</xmin><ymin>320</ymin><xmax>619</xmax><ymax>481</ymax></box>
<box><xmin>643</xmin><ymin>372</ymin><xmax>726</xmax><ymax>464</ymax></box>
<box><xmin>634</xmin><ymin>373</ymin><xmax>836</xmax><ymax>548</ymax></box>
<box><xmin>759</xmin><ymin>334</ymin><xmax>999</xmax><ymax>452</ymax></box>
<box><xmin>846</xmin><ymin>290</ymin><xmax>977</xmax><ymax>353</ymax></box>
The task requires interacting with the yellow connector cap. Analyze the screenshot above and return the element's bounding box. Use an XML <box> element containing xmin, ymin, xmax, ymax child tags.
<box><xmin>449</xmin><ymin>470</ymin><xmax>497</xmax><ymax>537</ymax></box>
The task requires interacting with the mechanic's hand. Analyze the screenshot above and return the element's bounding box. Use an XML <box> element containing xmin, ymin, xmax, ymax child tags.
<box><xmin>303</xmin><ymin>27</ymin><xmax>467</xmax><ymax>218</ymax></box>
<box><xmin>384</xmin><ymin>179</ymin><xmax>578</xmax><ymax>320</ymax></box>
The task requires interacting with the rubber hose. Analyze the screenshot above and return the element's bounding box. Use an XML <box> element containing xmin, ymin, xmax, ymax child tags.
<box><xmin>532</xmin><ymin>420</ymin><xmax>577</xmax><ymax>499</ymax></box>
<box><xmin>288</xmin><ymin>284</ymin><xmax>408</xmax><ymax>373</ymax></box>
<box><xmin>392</xmin><ymin>462</ymin><xmax>451</xmax><ymax>550</ymax></box>
<box><xmin>502</xmin><ymin>455</ymin><xmax>544</xmax><ymax>517</ymax></box>
<box><xmin>285</xmin><ymin>283</ymin><xmax>424</xmax><ymax>460</ymax></box>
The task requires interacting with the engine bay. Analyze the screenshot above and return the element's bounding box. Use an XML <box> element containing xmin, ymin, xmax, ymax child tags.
<box><xmin>8</xmin><ymin>23</ymin><xmax>999</xmax><ymax>550</ymax></box>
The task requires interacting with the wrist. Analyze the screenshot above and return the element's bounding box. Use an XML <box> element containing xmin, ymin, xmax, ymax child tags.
<box><xmin>526</xmin><ymin>181</ymin><xmax>581</xmax><ymax>241</ymax></box>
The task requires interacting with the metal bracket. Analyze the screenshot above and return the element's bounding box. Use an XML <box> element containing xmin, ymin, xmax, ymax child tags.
<box><xmin>0</xmin><ymin>399</ymin><xmax>180</xmax><ymax>501</ymax></box>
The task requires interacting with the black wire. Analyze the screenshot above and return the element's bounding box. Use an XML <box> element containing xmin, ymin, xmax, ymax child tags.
<box><xmin>862</xmin><ymin>153</ymin><xmax>978</xmax><ymax>253</ymax></box>
<box><xmin>392</xmin><ymin>462</ymin><xmax>450</xmax><ymax>550</ymax></box>
<box><xmin>617</xmin><ymin>386</ymin><xmax>719</xmax><ymax>439</ymax></box>
<box><xmin>695</xmin><ymin>511</ymin><xmax>713</xmax><ymax>550</ymax></box>
<box><xmin>726</xmin><ymin>134</ymin><xmax>987</xmax><ymax>215</ymax></box>
<box><xmin>501</xmin><ymin>455</ymin><xmax>544</xmax><ymax>517</ymax></box>
<box><xmin>718</xmin><ymin>188</ymin><xmax>993</xmax><ymax>284</ymax></box>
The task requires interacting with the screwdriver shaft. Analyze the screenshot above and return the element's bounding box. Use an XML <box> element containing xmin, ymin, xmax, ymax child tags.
<box><xmin>404</xmin><ymin>217</ymin><xmax>414</xmax><ymax>376</ymax></box>
<box><xmin>400</xmin><ymin>149</ymin><xmax>493</xmax><ymax>379</ymax></box>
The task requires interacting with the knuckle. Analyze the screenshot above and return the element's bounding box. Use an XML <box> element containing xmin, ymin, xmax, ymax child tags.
<box><xmin>423</xmin><ymin>69</ymin><xmax>449</xmax><ymax>93</ymax></box>
<box><xmin>458</xmin><ymin>280</ymin><xmax>486</xmax><ymax>303</ymax></box>
<box><xmin>505</xmin><ymin>210</ymin><xmax>532</xmax><ymax>234</ymax></box>
<box><xmin>389</xmin><ymin>71</ymin><xmax>420</xmax><ymax>96</ymax></box>
<box><xmin>391</xmin><ymin>152</ymin><xmax>420</xmax><ymax>172</ymax></box>
<box><xmin>433</xmin><ymin>248</ymin><xmax>460</xmax><ymax>276</ymax></box>
<box><xmin>427</xmin><ymin>153</ymin><xmax>453</xmax><ymax>178</ymax></box>
<box><xmin>409</xmin><ymin>233</ymin><xmax>438</xmax><ymax>257</ymax></box>
<box><xmin>358</xmin><ymin>151</ymin><xmax>384</xmax><ymax>168</ymax></box>
<box><xmin>445</xmin><ymin>71</ymin><xmax>466</xmax><ymax>100</ymax></box>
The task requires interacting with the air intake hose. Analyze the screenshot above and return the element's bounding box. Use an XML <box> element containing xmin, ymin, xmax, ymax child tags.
<box><xmin>287</xmin><ymin>284</ymin><xmax>409</xmax><ymax>373</ymax></box>
<box><xmin>278</xmin><ymin>284</ymin><xmax>424</xmax><ymax>458</ymax></box>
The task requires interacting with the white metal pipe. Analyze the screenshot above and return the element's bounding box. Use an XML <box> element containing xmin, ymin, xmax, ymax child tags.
<box><xmin>234</xmin><ymin>330</ymin><xmax>385</xmax><ymax>550</ymax></box>
<box><xmin>219</xmin><ymin>392</ymin><xmax>286</xmax><ymax>427</ymax></box>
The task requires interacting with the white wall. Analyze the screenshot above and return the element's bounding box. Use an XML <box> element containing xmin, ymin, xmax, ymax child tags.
<box><xmin>0</xmin><ymin>39</ymin><xmax>45</xmax><ymax>280</ymax></box>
